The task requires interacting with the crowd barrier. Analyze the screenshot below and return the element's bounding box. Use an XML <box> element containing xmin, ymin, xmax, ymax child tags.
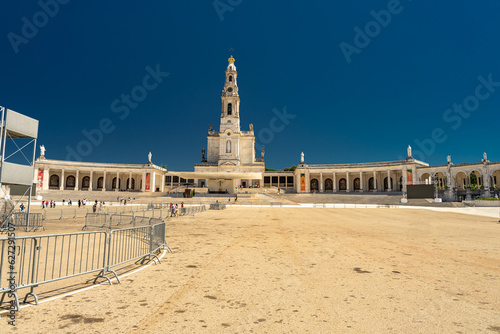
<box><xmin>0</xmin><ymin>213</ymin><xmax>45</xmax><ymax>232</ymax></box>
<box><xmin>83</xmin><ymin>212</ymin><xmax>165</xmax><ymax>230</ymax></box>
<box><xmin>209</xmin><ymin>203</ymin><xmax>227</xmax><ymax>210</ymax></box>
<box><xmin>0</xmin><ymin>220</ymin><xmax>168</xmax><ymax>311</ymax></box>
<box><xmin>179</xmin><ymin>205</ymin><xmax>207</xmax><ymax>216</ymax></box>
<box><xmin>30</xmin><ymin>204</ymin><xmax>150</xmax><ymax>221</ymax></box>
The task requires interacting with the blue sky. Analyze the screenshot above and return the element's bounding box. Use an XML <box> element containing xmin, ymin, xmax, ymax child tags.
<box><xmin>1</xmin><ymin>1</ymin><xmax>499</xmax><ymax>170</ymax></box>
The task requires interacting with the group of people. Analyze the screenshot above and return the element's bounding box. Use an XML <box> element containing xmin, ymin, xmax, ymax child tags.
<box><xmin>92</xmin><ymin>200</ymin><xmax>105</xmax><ymax>213</ymax></box>
<box><xmin>117</xmin><ymin>197</ymin><xmax>135</xmax><ymax>205</ymax></box>
<box><xmin>169</xmin><ymin>202</ymin><xmax>184</xmax><ymax>217</ymax></box>
<box><xmin>40</xmin><ymin>198</ymin><xmax>107</xmax><ymax>210</ymax></box>
<box><xmin>41</xmin><ymin>200</ymin><xmax>58</xmax><ymax>208</ymax></box>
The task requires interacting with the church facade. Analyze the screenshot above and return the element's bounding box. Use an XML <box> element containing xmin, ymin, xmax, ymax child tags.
<box><xmin>193</xmin><ymin>54</ymin><xmax>265</xmax><ymax>193</ymax></box>
<box><xmin>32</xmin><ymin>55</ymin><xmax>500</xmax><ymax>201</ymax></box>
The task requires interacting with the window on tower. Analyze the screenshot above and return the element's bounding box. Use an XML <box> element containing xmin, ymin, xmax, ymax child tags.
<box><xmin>227</xmin><ymin>103</ymin><xmax>232</xmax><ymax>115</ymax></box>
<box><xmin>229</xmin><ymin>75</ymin><xmax>233</xmax><ymax>82</ymax></box>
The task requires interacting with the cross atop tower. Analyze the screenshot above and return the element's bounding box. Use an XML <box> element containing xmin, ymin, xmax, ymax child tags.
<box><xmin>229</xmin><ymin>48</ymin><xmax>234</xmax><ymax>56</ymax></box>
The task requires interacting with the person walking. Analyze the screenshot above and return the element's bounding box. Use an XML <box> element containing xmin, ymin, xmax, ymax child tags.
<box><xmin>92</xmin><ymin>203</ymin><xmax>97</xmax><ymax>213</ymax></box>
<box><xmin>78</xmin><ymin>199</ymin><xmax>81</xmax><ymax>208</ymax></box>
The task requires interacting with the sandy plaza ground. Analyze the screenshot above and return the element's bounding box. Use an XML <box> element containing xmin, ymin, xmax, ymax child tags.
<box><xmin>2</xmin><ymin>206</ymin><xmax>500</xmax><ymax>333</ymax></box>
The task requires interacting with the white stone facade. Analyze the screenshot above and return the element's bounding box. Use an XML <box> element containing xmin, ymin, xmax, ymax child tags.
<box><xmin>32</xmin><ymin>55</ymin><xmax>500</xmax><ymax>200</ymax></box>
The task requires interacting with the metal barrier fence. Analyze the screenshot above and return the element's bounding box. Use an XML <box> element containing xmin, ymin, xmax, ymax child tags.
<box><xmin>209</xmin><ymin>203</ymin><xmax>226</xmax><ymax>210</ymax></box>
<box><xmin>0</xmin><ymin>213</ymin><xmax>45</xmax><ymax>232</ymax></box>
<box><xmin>30</xmin><ymin>204</ymin><xmax>151</xmax><ymax>221</ymax></box>
<box><xmin>180</xmin><ymin>205</ymin><xmax>207</xmax><ymax>216</ymax></box>
<box><xmin>83</xmin><ymin>212</ymin><xmax>165</xmax><ymax>230</ymax></box>
<box><xmin>83</xmin><ymin>213</ymin><xmax>112</xmax><ymax>230</ymax></box>
<box><xmin>0</xmin><ymin>220</ymin><xmax>168</xmax><ymax>311</ymax></box>
<box><xmin>0</xmin><ymin>231</ymin><xmax>109</xmax><ymax>310</ymax></box>
<box><xmin>110</xmin><ymin>213</ymin><xmax>135</xmax><ymax>226</ymax></box>
<box><xmin>148</xmin><ymin>203</ymin><xmax>167</xmax><ymax>210</ymax></box>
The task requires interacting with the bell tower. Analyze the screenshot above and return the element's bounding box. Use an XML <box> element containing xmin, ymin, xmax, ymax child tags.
<box><xmin>220</xmin><ymin>50</ymin><xmax>240</xmax><ymax>133</ymax></box>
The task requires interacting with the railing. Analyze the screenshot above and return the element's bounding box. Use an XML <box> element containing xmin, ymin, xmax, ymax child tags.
<box><xmin>209</xmin><ymin>203</ymin><xmax>226</xmax><ymax>210</ymax></box>
<box><xmin>0</xmin><ymin>231</ymin><xmax>109</xmax><ymax>311</ymax></box>
<box><xmin>0</xmin><ymin>220</ymin><xmax>168</xmax><ymax>311</ymax></box>
<box><xmin>0</xmin><ymin>213</ymin><xmax>45</xmax><ymax>232</ymax></box>
<box><xmin>83</xmin><ymin>212</ymin><xmax>165</xmax><ymax>230</ymax></box>
<box><xmin>180</xmin><ymin>205</ymin><xmax>207</xmax><ymax>216</ymax></box>
<box><xmin>83</xmin><ymin>213</ymin><xmax>112</xmax><ymax>230</ymax></box>
<box><xmin>30</xmin><ymin>204</ymin><xmax>151</xmax><ymax>221</ymax></box>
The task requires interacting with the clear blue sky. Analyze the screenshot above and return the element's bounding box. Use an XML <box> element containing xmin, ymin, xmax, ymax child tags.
<box><xmin>1</xmin><ymin>1</ymin><xmax>499</xmax><ymax>170</ymax></box>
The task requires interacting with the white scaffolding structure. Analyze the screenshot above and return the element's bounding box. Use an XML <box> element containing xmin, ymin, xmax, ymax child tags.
<box><xmin>0</xmin><ymin>106</ymin><xmax>39</xmax><ymax>231</ymax></box>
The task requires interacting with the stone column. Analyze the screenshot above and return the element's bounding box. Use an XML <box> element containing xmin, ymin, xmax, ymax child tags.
<box><xmin>346</xmin><ymin>172</ymin><xmax>350</xmax><ymax>192</ymax></box>
<box><xmin>483</xmin><ymin>164</ymin><xmax>491</xmax><ymax>198</ymax></box>
<box><xmin>373</xmin><ymin>170</ymin><xmax>377</xmax><ymax>192</ymax></box>
<box><xmin>319</xmin><ymin>172</ymin><xmax>323</xmax><ymax>193</ymax></box>
<box><xmin>402</xmin><ymin>167</ymin><xmax>407</xmax><ymax>194</ymax></box>
<box><xmin>387</xmin><ymin>170</ymin><xmax>392</xmax><ymax>192</ymax></box>
<box><xmin>116</xmin><ymin>172</ymin><xmax>120</xmax><ymax>191</ymax></box>
<box><xmin>152</xmin><ymin>172</ymin><xmax>156</xmax><ymax>192</ymax></box>
<box><xmin>333</xmin><ymin>172</ymin><xmax>336</xmax><ymax>192</ymax></box>
<box><xmin>75</xmin><ymin>170</ymin><xmax>79</xmax><ymax>190</ymax></box>
<box><xmin>128</xmin><ymin>172</ymin><xmax>132</xmax><ymax>190</ymax></box>
<box><xmin>141</xmin><ymin>172</ymin><xmax>146</xmax><ymax>192</ymax></box>
<box><xmin>44</xmin><ymin>168</ymin><xmax>50</xmax><ymax>190</ymax></box>
<box><xmin>295</xmin><ymin>173</ymin><xmax>300</xmax><ymax>193</ymax></box>
<box><xmin>102</xmin><ymin>171</ymin><xmax>106</xmax><ymax>191</ymax></box>
<box><xmin>60</xmin><ymin>169</ymin><xmax>65</xmax><ymax>190</ymax></box>
<box><xmin>360</xmin><ymin>171</ymin><xmax>364</xmax><ymax>192</ymax></box>
<box><xmin>161</xmin><ymin>174</ymin><xmax>165</xmax><ymax>192</ymax></box>
<box><xmin>89</xmin><ymin>171</ymin><xmax>93</xmax><ymax>191</ymax></box>
<box><xmin>305</xmin><ymin>170</ymin><xmax>310</xmax><ymax>193</ymax></box>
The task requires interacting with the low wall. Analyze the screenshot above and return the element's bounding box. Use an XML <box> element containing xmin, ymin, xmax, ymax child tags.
<box><xmin>464</xmin><ymin>200</ymin><xmax>500</xmax><ymax>207</ymax></box>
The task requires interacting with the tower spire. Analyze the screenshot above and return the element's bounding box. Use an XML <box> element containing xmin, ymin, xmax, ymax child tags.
<box><xmin>220</xmin><ymin>52</ymin><xmax>240</xmax><ymax>132</ymax></box>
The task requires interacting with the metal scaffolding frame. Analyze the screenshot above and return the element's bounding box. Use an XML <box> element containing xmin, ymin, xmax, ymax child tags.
<box><xmin>0</xmin><ymin>106</ymin><xmax>39</xmax><ymax>231</ymax></box>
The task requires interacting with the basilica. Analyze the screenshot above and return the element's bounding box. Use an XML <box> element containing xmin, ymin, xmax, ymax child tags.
<box><xmin>33</xmin><ymin>55</ymin><xmax>500</xmax><ymax>201</ymax></box>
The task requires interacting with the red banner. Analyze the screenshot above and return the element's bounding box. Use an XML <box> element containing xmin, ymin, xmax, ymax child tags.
<box><xmin>407</xmin><ymin>169</ymin><xmax>413</xmax><ymax>185</ymax></box>
<box><xmin>145</xmin><ymin>173</ymin><xmax>150</xmax><ymax>190</ymax></box>
<box><xmin>37</xmin><ymin>168</ymin><xmax>44</xmax><ymax>188</ymax></box>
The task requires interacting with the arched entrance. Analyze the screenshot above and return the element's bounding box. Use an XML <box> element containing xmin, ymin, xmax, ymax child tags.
<box><xmin>82</xmin><ymin>176</ymin><xmax>90</xmax><ymax>189</ymax></box>
<box><xmin>420</xmin><ymin>173</ymin><xmax>431</xmax><ymax>184</ymax></box>
<box><xmin>384</xmin><ymin>177</ymin><xmax>393</xmax><ymax>191</ymax></box>
<box><xmin>325</xmin><ymin>178</ymin><xmax>333</xmax><ymax>191</ymax></box>
<box><xmin>112</xmin><ymin>177</ymin><xmax>121</xmax><ymax>190</ymax></box>
<box><xmin>127</xmin><ymin>178</ymin><xmax>135</xmax><ymax>190</ymax></box>
<box><xmin>339</xmin><ymin>178</ymin><xmax>347</xmax><ymax>191</ymax></box>
<box><xmin>310</xmin><ymin>179</ymin><xmax>318</xmax><ymax>192</ymax></box>
<box><xmin>353</xmin><ymin>178</ymin><xmax>361</xmax><ymax>191</ymax></box>
<box><xmin>434</xmin><ymin>172</ymin><xmax>446</xmax><ymax>189</ymax></box>
<box><xmin>49</xmin><ymin>175</ymin><xmax>59</xmax><ymax>189</ymax></box>
<box><xmin>455</xmin><ymin>172</ymin><xmax>467</xmax><ymax>190</ymax></box>
<box><xmin>369</xmin><ymin>177</ymin><xmax>375</xmax><ymax>190</ymax></box>
<box><xmin>493</xmin><ymin>169</ymin><xmax>500</xmax><ymax>190</ymax></box>
<box><xmin>97</xmin><ymin>177</ymin><xmax>104</xmax><ymax>190</ymax></box>
<box><xmin>66</xmin><ymin>175</ymin><xmax>75</xmax><ymax>188</ymax></box>
<box><xmin>470</xmin><ymin>170</ymin><xmax>482</xmax><ymax>190</ymax></box>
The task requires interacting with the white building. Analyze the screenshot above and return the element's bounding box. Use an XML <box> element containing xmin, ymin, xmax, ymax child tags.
<box><xmin>32</xmin><ymin>54</ymin><xmax>500</xmax><ymax>201</ymax></box>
